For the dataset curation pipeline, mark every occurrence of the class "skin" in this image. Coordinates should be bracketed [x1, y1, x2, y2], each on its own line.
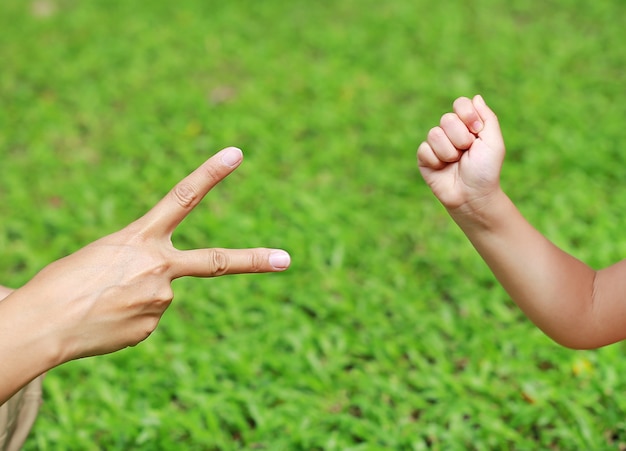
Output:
[418, 95, 626, 350]
[0, 147, 291, 404]
[0, 286, 11, 300]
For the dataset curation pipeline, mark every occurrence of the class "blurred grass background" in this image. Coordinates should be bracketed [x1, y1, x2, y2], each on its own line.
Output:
[2, 0, 626, 449]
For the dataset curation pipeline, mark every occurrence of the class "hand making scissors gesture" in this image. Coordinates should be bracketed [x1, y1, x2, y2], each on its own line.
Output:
[0, 147, 290, 403]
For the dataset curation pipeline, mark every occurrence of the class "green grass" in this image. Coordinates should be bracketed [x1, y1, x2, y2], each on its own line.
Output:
[2, 0, 626, 449]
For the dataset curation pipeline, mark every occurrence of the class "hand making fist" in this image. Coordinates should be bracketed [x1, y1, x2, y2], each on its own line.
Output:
[417, 95, 506, 215]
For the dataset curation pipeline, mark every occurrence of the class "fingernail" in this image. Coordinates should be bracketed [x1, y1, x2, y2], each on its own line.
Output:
[269, 250, 291, 270]
[471, 121, 484, 134]
[221, 147, 243, 167]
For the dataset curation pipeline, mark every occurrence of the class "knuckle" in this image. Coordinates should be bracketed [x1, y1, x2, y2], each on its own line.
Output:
[439, 113, 457, 128]
[141, 317, 161, 341]
[148, 259, 172, 277]
[452, 96, 471, 111]
[128, 317, 161, 347]
[427, 126, 444, 143]
[154, 285, 174, 305]
[418, 144, 443, 169]
[208, 250, 229, 276]
[200, 163, 223, 183]
[416, 142, 429, 160]
[171, 182, 198, 209]
[249, 251, 265, 273]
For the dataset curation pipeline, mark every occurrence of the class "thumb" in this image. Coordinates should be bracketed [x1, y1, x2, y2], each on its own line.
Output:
[464, 124, 505, 187]
[472, 95, 505, 154]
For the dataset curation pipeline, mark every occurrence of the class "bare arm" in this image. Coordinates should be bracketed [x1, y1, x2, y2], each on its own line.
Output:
[0, 285, 12, 299]
[0, 147, 291, 404]
[417, 96, 626, 349]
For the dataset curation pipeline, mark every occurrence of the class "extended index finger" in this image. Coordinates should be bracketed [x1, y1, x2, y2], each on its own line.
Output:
[140, 147, 243, 237]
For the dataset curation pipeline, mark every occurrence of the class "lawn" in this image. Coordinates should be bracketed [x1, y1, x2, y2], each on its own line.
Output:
[2, 0, 626, 449]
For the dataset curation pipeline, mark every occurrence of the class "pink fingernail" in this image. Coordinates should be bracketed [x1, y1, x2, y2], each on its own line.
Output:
[472, 121, 484, 133]
[221, 147, 243, 167]
[269, 250, 291, 270]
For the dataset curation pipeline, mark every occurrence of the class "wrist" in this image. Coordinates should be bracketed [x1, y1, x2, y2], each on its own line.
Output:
[447, 187, 510, 232]
[0, 288, 66, 373]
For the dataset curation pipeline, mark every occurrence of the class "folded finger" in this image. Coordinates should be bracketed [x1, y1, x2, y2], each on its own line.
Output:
[171, 248, 291, 279]
[426, 126, 464, 163]
[439, 113, 475, 151]
[417, 141, 446, 170]
[453, 96, 483, 134]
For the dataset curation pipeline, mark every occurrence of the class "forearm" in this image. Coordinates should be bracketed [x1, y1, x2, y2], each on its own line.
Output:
[418, 96, 626, 348]
[0, 285, 13, 299]
[0, 289, 60, 404]
[450, 189, 612, 349]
